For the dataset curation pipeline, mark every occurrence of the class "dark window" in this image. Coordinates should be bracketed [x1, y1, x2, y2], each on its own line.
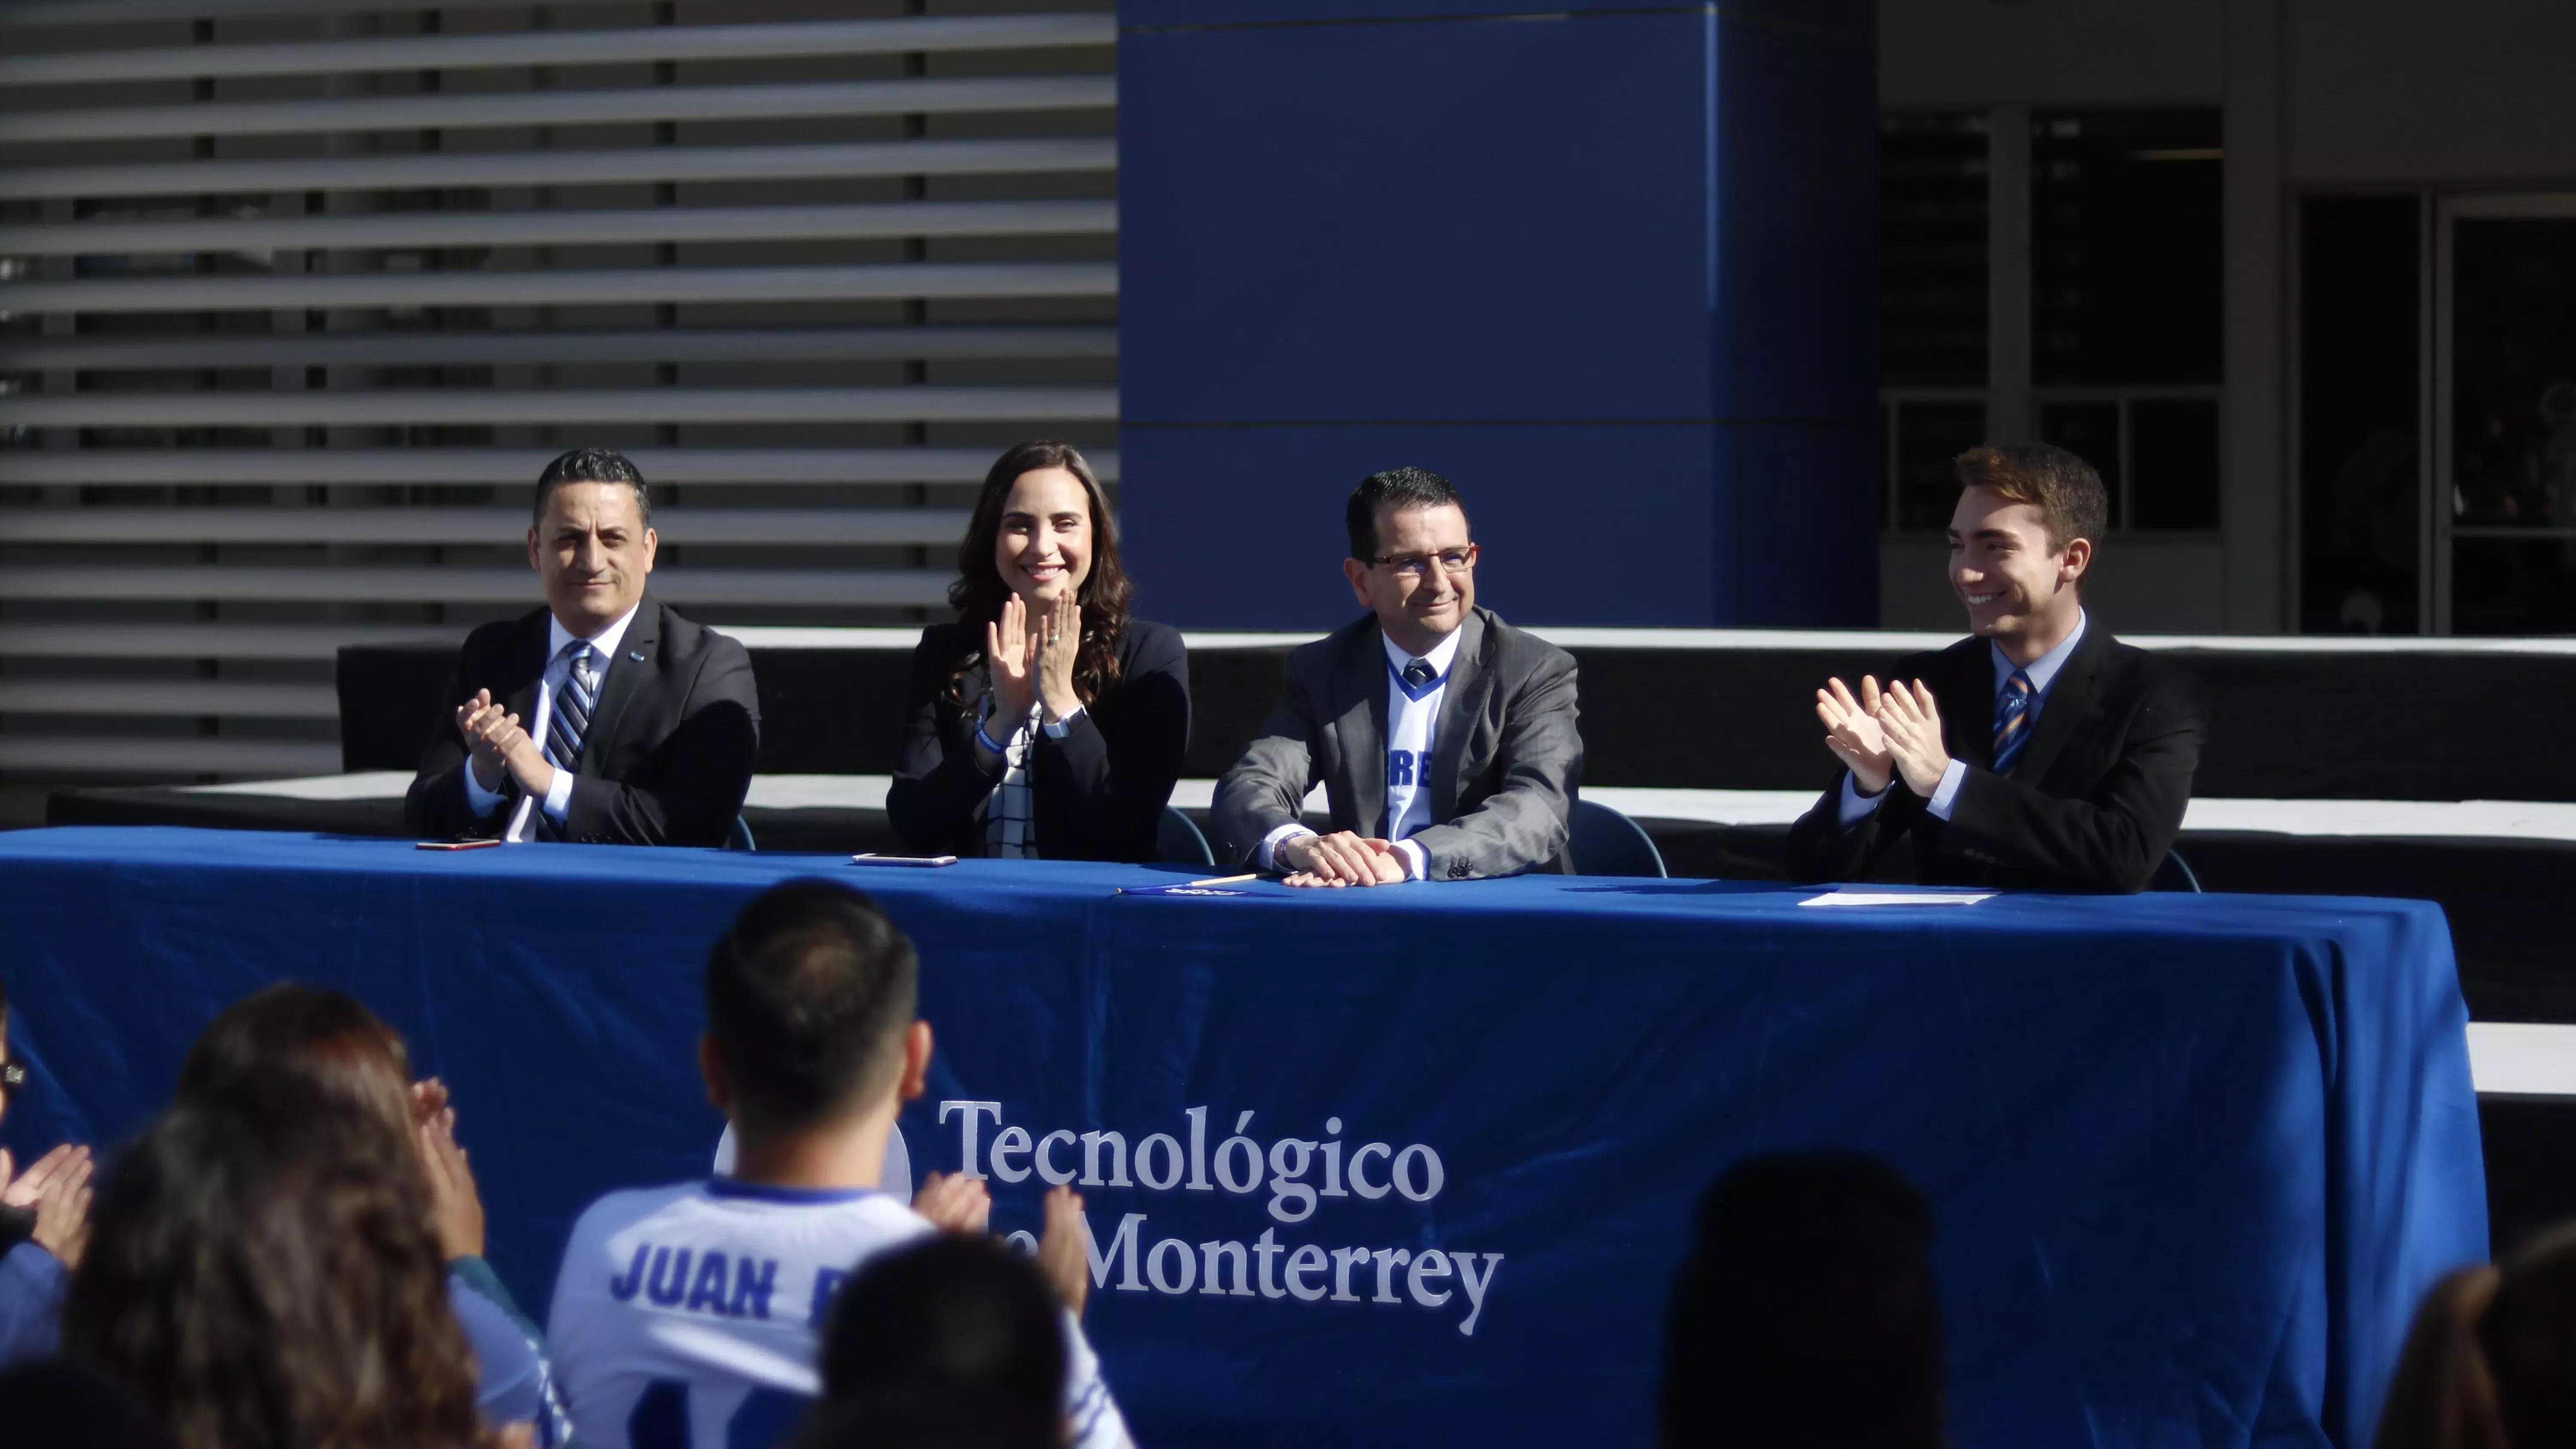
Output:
[1880, 113, 1989, 388]
[2032, 110, 2222, 386]
[2297, 195, 2419, 634]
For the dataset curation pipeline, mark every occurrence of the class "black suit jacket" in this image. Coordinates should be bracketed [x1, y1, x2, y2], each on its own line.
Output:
[1785, 623, 2205, 893]
[1209, 608, 1582, 879]
[403, 597, 759, 847]
[886, 617, 1190, 864]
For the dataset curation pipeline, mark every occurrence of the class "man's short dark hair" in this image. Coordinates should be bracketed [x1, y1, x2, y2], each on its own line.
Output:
[818, 1234, 1066, 1440]
[705, 880, 918, 1131]
[1662, 1152, 1944, 1449]
[1955, 442, 2106, 556]
[1346, 466, 1468, 560]
[535, 447, 650, 526]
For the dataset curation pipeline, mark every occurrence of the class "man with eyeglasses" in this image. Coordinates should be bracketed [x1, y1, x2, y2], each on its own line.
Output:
[1212, 466, 1581, 885]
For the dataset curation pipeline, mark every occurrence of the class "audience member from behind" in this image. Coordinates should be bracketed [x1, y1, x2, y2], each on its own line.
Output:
[888, 441, 1189, 863]
[0, 973, 93, 1366]
[546, 879, 1129, 1449]
[2376, 1226, 2576, 1449]
[62, 1102, 495, 1449]
[172, 984, 562, 1440]
[1786, 442, 2205, 892]
[1664, 1152, 1944, 1449]
[791, 1234, 1067, 1449]
[404, 446, 759, 846]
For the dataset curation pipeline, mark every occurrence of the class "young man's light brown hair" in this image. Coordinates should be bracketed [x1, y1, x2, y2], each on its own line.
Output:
[1954, 443, 2109, 559]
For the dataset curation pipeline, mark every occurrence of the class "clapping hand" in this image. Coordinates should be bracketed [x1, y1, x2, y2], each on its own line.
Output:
[1816, 676, 1896, 795]
[985, 595, 1043, 729]
[912, 1171, 992, 1236]
[1874, 678, 1952, 796]
[1034, 592, 1082, 724]
[1278, 831, 1408, 888]
[454, 690, 551, 797]
[1037, 1184, 1091, 1317]
[2, 1143, 93, 1268]
[413, 1083, 486, 1261]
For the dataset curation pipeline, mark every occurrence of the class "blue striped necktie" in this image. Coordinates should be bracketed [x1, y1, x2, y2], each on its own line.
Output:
[545, 641, 598, 776]
[1992, 669, 2035, 776]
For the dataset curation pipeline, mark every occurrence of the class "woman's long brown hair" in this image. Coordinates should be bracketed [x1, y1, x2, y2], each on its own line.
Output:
[943, 441, 1133, 717]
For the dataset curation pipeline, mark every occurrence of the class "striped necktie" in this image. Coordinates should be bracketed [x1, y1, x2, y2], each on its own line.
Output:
[545, 641, 598, 776]
[1992, 668, 2035, 777]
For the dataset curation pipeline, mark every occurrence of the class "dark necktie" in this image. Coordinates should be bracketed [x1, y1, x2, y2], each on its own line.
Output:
[545, 641, 598, 775]
[1402, 658, 1436, 692]
[1992, 669, 2035, 776]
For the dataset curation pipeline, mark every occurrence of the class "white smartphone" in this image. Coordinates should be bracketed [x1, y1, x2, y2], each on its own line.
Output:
[850, 853, 959, 868]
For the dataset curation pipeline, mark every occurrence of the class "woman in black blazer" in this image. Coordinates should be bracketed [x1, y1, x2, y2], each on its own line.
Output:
[888, 440, 1189, 863]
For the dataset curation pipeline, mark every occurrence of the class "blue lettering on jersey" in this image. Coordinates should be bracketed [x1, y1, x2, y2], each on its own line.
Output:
[729, 1256, 779, 1321]
[686, 1251, 732, 1315]
[646, 1246, 693, 1307]
[1387, 750, 1416, 788]
[609, 1242, 651, 1301]
[808, 1267, 850, 1328]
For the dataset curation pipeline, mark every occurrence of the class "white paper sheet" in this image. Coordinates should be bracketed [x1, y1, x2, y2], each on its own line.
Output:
[1798, 890, 1996, 908]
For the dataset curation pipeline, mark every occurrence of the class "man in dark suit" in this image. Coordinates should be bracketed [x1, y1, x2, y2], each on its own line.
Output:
[404, 448, 758, 847]
[1786, 443, 2204, 893]
[1212, 467, 1581, 884]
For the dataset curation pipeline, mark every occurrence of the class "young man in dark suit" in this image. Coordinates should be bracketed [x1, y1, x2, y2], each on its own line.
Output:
[404, 448, 759, 848]
[1786, 443, 2204, 893]
[1211, 467, 1581, 885]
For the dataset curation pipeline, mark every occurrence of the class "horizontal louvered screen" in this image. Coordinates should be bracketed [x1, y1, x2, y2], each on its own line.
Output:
[0, 1, 1117, 791]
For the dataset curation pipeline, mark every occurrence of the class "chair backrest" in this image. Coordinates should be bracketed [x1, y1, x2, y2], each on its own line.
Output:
[1567, 799, 1667, 879]
[1156, 806, 1216, 869]
[2149, 847, 2201, 893]
[725, 815, 756, 852]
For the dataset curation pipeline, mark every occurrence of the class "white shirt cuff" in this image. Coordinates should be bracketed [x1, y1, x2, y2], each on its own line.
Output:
[1258, 823, 1315, 872]
[542, 767, 575, 822]
[1391, 838, 1427, 881]
[1041, 703, 1086, 739]
[1925, 758, 1968, 821]
[1837, 774, 1887, 826]
[462, 764, 507, 818]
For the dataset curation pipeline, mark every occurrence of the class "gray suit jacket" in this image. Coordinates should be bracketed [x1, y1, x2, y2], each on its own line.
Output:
[1210, 607, 1581, 880]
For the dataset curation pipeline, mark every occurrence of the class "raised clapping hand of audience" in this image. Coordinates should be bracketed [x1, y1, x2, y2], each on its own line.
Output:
[1, 1142, 94, 1269]
[1818, 675, 1952, 798]
[912, 1171, 992, 1236]
[411, 1078, 486, 1261]
[1278, 830, 1408, 888]
[1037, 1182, 1090, 1317]
[455, 688, 553, 798]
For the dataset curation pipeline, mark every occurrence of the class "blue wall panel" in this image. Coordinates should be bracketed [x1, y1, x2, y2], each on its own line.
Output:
[1120, 4, 1875, 628]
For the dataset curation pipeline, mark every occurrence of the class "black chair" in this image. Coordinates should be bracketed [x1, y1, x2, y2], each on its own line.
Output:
[1568, 799, 1667, 879]
[1157, 806, 1216, 869]
[2149, 847, 2201, 893]
[725, 815, 757, 852]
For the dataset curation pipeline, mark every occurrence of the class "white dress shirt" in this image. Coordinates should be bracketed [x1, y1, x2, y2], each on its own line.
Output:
[463, 603, 641, 841]
[1260, 625, 1464, 881]
[1841, 609, 2088, 826]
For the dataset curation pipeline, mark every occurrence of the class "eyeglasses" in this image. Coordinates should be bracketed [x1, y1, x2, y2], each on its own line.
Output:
[0, 1061, 26, 1100]
[1371, 544, 1478, 580]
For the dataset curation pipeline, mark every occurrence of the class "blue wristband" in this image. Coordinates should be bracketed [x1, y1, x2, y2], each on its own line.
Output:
[975, 721, 1008, 755]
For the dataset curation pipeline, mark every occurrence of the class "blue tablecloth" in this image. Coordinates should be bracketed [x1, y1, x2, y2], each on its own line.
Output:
[0, 827, 2483, 1448]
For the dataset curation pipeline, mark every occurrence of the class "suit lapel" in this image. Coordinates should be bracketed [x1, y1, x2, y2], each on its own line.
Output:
[502, 609, 550, 726]
[1428, 610, 1493, 825]
[1936, 638, 1998, 773]
[2000, 622, 2107, 786]
[1324, 618, 1387, 835]
[580, 597, 662, 776]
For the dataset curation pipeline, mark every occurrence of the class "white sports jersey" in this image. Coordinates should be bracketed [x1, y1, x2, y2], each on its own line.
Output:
[547, 1179, 1132, 1449]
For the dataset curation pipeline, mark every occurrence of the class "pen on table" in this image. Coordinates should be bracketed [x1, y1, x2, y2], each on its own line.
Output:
[1187, 873, 1257, 886]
